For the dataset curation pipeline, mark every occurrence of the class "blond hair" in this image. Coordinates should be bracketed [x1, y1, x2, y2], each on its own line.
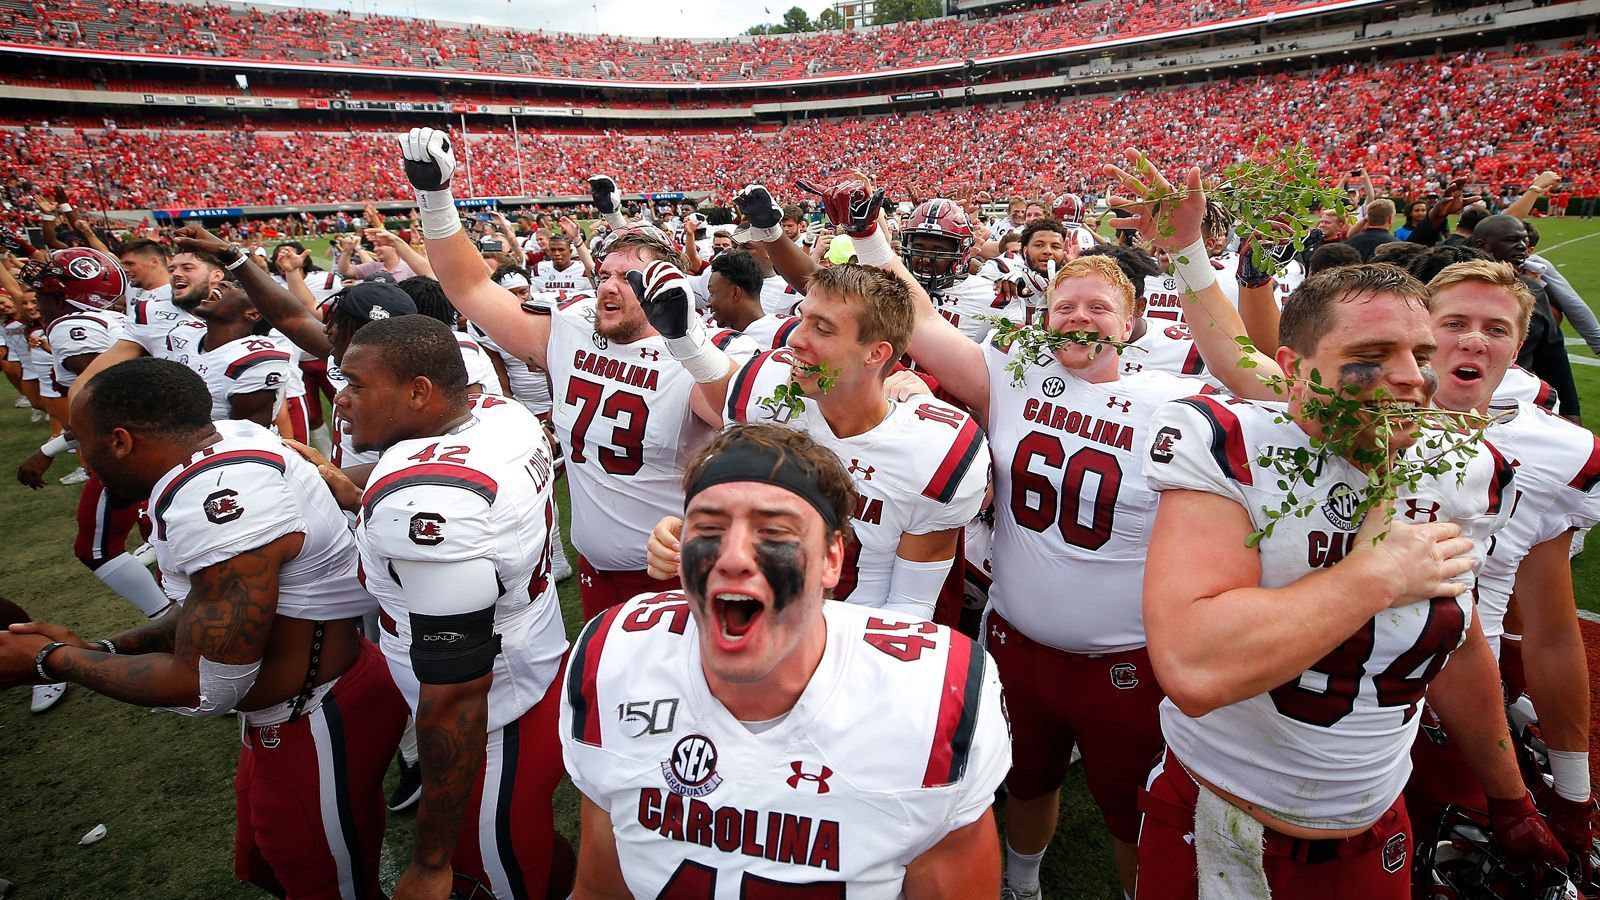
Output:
[1427, 260, 1536, 342]
[1050, 255, 1137, 315]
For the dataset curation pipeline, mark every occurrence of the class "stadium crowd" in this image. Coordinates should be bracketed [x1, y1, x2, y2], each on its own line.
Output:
[1, 40, 1594, 216]
[8, 0, 1337, 82]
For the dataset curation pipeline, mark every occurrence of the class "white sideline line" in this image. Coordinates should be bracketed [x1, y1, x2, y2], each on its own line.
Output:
[1570, 355, 1600, 368]
[1540, 232, 1600, 255]
[1579, 609, 1600, 625]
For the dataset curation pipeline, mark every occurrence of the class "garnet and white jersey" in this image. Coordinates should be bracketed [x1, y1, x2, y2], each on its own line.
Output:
[726, 349, 989, 609]
[1143, 273, 1187, 323]
[454, 331, 505, 396]
[183, 332, 293, 422]
[1492, 365, 1560, 414]
[268, 332, 306, 401]
[468, 321, 552, 416]
[532, 259, 589, 294]
[760, 275, 803, 317]
[547, 292, 757, 570]
[124, 284, 196, 359]
[561, 595, 1009, 898]
[1121, 319, 1214, 386]
[1142, 395, 1513, 830]
[147, 419, 372, 619]
[325, 356, 379, 469]
[932, 259, 1024, 343]
[1476, 399, 1600, 654]
[984, 336, 1201, 653]
[734, 313, 800, 350]
[357, 393, 568, 729]
[46, 310, 124, 391]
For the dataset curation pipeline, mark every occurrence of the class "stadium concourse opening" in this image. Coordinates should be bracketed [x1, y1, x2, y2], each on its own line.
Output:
[1, 0, 1599, 897]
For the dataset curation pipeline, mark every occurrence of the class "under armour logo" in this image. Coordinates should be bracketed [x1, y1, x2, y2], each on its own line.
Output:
[639, 348, 661, 361]
[847, 459, 875, 480]
[989, 625, 1007, 645]
[1106, 396, 1132, 413]
[786, 761, 832, 793]
[1403, 499, 1441, 523]
[1122, 362, 1144, 373]
[580, 573, 593, 588]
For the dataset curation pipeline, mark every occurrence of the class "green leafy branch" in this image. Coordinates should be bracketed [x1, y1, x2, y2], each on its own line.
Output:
[760, 362, 839, 421]
[1242, 362, 1499, 548]
[981, 316, 1144, 387]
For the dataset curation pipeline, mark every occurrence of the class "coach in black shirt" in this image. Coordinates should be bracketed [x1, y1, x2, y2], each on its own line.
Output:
[1345, 199, 1398, 260]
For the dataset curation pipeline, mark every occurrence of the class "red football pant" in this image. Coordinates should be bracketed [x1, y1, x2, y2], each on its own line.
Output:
[451, 661, 568, 899]
[1137, 751, 1414, 900]
[235, 640, 408, 899]
[577, 555, 679, 620]
[73, 472, 143, 566]
[301, 358, 336, 405]
[283, 395, 311, 444]
[983, 611, 1164, 842]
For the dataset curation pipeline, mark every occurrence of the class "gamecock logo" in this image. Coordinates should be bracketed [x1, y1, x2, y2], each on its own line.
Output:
[408, 512, 446, 545]
[204, 489, 243, 524]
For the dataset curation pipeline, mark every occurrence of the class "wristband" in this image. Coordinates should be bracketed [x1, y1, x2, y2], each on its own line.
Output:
[57, 203, 71, 214]
[94, 639, 118, 654]
[1550, 750, 1591, 803]
[415, 189, 462, 241]
[602, 211, 627, 230]
[222, 247, 250, 271]
[850, 228, 897, 267]
[1170, 238, 1218, 293]
[39, 433, 74, 458]
[35, 641, 67, 681]
[664, 321, 732, 384]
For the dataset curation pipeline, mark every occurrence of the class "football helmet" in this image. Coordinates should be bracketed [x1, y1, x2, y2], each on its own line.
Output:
[900, 199, 976, 292]
[23, 247, 127, 311]
[1420, 805, 1581, 900]
[1053, 192, 1086, 227]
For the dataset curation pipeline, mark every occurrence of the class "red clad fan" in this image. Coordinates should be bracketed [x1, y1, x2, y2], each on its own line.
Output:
[396, 127, 757, 617]
[13, 250, 171, 714]
[0, 358, 408, 900]
[1109, 152, 1566, 899]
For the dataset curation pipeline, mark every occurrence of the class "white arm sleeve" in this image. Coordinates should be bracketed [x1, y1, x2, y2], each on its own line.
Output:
[390, 557, 501, 617]
[882, 556, 953, 621]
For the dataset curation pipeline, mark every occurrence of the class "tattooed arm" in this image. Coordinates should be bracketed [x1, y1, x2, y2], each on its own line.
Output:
[107, 603, 181, 654]
[20, 535, 295, 707]
[394, 674, 491, 900]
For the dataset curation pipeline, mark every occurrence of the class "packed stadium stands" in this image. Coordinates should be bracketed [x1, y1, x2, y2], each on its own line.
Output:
[4, 0, 1352, 83]
[1, 39, 1594, 211]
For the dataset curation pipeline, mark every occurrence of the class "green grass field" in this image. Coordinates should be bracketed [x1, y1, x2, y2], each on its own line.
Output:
[0, 219, 1597, 898]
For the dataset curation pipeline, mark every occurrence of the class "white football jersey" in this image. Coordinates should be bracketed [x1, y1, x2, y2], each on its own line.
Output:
[1142, 273, 1187, 324]
[735, 313, 800, 350]
[561, 595, 1009, 898]
[469, 321, 552, 416]
[454, 331, 505, 395]
[932, 261, 1024, 343]
[46, 310, 124, 391]
[760, 275, 803, 317]
[357, 394, 568, 730]
[269, 332, 307, 401]
[533, 259, 590, 294]
[181, 331, 293, 422]
[984, 336, 1201, 652]
[124, 284, 196, 360]
[1121, 319, 1214, 385]
[1492, 365, 1560, 414]
[147, 419, 372, 619]
[1142, 395, 1512, 830]
[275, 270, 344, 306]
[726, 350, 989, 609]
[1476, 399, 1600, 654]
[548, 293, 757, 570]
[325, 356, 377, 470]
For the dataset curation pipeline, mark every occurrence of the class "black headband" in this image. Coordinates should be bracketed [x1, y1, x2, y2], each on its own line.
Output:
[685, 441, 840, 530]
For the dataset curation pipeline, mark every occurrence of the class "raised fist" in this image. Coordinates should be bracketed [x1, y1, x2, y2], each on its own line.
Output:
[625, 259, 694, 341]
[0, 227, 37, 258]
[795, 174, 886, 239]
[588, 175, 621, 216]
[731, 184, 784, 243]
[397, 127, 456, 192]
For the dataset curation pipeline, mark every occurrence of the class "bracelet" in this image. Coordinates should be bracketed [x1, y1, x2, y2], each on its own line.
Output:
[94, 639, 118, 654]
[35, 641, 67, 681]
[222, 247, 250, 270]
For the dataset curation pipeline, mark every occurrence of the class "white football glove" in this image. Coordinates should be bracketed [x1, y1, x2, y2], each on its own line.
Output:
[397, 127, 461, 239]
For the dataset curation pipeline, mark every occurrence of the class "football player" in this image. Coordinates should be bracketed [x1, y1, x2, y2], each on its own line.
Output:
[560, 424, 1009, 896]
[531, 233, 591, 293]
[0, 358, 408, 899]
[1108, 151, 1565, 898]
[703, 249, 799, 350]
[174, 274, 291, 427]
[635, 254, 988, 621]
[888, 179, 1208, 896]
[322, 315, 573, 900]
[397, 127, 757, 617]
[900, 199, 1034, 342]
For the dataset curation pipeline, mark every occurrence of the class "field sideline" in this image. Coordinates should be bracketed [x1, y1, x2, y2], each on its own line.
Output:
[0, 218, 1597, 897]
